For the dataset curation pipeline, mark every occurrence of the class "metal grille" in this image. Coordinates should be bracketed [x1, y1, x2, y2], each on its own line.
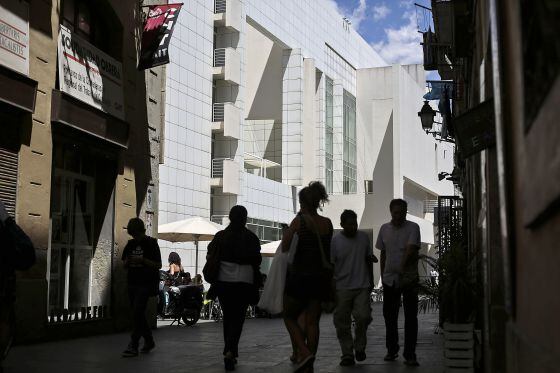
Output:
[0, 148, 18, 217]
[213, 103, 225, 122]
[214, 48, 226, 67]
[214, 0, 226, 13]
[436, 196, 465, 255]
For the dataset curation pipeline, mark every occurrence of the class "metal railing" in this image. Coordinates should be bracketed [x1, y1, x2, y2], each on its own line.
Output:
[213, 48, 226, 67]
[211, 158, 232, 178]
[212, 103, 225, 122]
[214, 0, 226, 14]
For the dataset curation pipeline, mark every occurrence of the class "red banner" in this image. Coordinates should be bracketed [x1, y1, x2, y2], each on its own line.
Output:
[138, 3, 182, 70]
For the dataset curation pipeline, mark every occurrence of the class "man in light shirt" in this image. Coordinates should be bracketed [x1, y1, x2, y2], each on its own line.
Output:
[331, 210, 378, 366]
[376, 199, 421, 367]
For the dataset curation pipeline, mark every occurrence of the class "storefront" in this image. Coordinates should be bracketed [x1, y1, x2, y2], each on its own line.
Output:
[46, 1, 128, 325]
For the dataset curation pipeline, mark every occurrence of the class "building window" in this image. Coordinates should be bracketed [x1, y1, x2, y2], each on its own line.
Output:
[60, 0, 121, 59]
[247, 217, 283, 243]
[325, 76, 334, 194]
[343, 90, 356, 194]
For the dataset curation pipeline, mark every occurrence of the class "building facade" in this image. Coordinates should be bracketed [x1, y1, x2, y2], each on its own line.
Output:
[0, 0, 164, 342]
[425, 0, 560, 371]
[159, 0, 454, 280]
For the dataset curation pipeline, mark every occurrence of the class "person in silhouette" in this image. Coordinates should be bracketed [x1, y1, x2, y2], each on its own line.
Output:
[0, 201, 35, 371]
[282, 182, 333, 373]
[121, 218, 162, 357]
[206, 205, 262, 371]
[376, 199, 421, 367]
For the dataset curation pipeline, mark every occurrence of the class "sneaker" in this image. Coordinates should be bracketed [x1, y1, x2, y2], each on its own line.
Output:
[404, 357, 420, 366]
[339, 356, 355, 366]
[384, 352, 398, 361]
[355, 350, 366, 362]
[140, 339, 155, 353]
[122, 346, 138, 357]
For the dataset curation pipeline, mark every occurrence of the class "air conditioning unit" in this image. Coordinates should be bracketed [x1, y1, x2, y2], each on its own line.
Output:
[364, 180, 373, 194]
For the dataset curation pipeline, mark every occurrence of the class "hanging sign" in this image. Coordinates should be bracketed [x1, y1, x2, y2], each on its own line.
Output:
[57, 25, 124, 120]
[454, 99, 496, 158]
[138, 3, 183, 70]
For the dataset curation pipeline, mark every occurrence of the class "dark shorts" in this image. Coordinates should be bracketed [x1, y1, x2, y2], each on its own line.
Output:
[285, 270, 332, 302]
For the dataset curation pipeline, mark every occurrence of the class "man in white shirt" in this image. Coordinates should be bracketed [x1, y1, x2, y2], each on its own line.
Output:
[375, 199, 421, 367]
[331, 210, 377, 366]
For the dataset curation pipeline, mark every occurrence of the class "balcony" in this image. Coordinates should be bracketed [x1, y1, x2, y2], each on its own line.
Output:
[213, 48, 240, 85]
[213, 0, 241, 32]
[210, 158, 240, 195]
[212, 102, 240, 139]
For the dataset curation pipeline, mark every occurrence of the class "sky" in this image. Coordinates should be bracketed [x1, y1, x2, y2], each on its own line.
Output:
[331, 0, 437, 78]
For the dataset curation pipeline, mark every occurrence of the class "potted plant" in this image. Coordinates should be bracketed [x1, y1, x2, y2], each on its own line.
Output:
[438, 241, 476, 372]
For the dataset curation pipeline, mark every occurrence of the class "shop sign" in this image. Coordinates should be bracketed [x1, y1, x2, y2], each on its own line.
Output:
[454, 99, 496, 158]
[57, 25, 124, 120]
[0, 1, 29, 75]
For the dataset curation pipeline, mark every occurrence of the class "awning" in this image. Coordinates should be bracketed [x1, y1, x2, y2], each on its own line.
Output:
[0, 65, 37, 113]
[243, 153, 281, 169]
[51, 90, 129, 149]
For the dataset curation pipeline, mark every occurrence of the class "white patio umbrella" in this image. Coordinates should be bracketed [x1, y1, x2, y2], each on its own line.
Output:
[158, 217, 224, 275]
[260, 240, 282, 257]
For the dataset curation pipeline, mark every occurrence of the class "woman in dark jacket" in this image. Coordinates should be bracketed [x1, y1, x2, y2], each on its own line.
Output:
[206, 205, 262, 371]
[282, 182, 333, 373]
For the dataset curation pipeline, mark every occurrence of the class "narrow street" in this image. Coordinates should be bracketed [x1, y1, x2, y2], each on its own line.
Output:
[5, 304, 444, 373]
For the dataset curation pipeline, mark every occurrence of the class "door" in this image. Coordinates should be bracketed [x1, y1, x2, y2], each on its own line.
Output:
[49, 170, 94, 314]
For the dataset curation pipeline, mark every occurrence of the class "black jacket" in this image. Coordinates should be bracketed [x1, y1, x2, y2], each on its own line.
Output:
[0, 218, 35, 300]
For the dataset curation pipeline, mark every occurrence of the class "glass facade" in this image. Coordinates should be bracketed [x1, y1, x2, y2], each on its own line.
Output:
[325, 76, 334, 194]
[247, 217, 283, 243]
[343, 90, 357, 194]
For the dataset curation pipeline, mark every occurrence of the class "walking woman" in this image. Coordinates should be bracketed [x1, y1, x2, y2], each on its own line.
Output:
[282, 182, 333, 372]
[205, 206, 262, 371]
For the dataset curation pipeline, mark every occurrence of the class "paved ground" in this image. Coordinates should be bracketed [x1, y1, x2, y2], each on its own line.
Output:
[4, 304, 444, 373]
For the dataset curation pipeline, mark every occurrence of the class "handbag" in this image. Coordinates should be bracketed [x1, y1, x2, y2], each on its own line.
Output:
[202, 233, 223, 284]
[286, 232, 299, 266]
[257, 243, 289, 314]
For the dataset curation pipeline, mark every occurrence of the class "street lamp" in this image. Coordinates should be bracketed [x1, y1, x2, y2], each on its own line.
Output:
[418, 100, 436, 131]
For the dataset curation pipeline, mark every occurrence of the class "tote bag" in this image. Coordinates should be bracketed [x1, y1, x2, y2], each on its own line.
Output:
[257, 243, 289, 314]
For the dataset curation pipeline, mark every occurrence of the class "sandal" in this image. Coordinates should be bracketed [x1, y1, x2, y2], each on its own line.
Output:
[294, 354, 315, 372]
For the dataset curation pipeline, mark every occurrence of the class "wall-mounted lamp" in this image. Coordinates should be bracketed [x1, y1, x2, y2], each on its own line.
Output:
[418, 100, 436, 131]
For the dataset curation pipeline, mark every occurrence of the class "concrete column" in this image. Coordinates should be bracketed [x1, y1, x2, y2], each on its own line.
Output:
[332, 80, 344, 194]
[302, 58, 316, 185]
[281, 48, 303, 186]
[315, 71, 325, 182]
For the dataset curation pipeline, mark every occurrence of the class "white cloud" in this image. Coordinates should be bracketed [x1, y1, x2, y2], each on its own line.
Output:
[349, 0, 368, 29]
[372, 4, 391, 21]
[371, 11, 423, 65]
[399, 0, 414, 9]
[326, 0, 368, 30]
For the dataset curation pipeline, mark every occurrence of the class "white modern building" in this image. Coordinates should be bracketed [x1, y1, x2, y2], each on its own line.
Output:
[158, 0, 454, 281]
